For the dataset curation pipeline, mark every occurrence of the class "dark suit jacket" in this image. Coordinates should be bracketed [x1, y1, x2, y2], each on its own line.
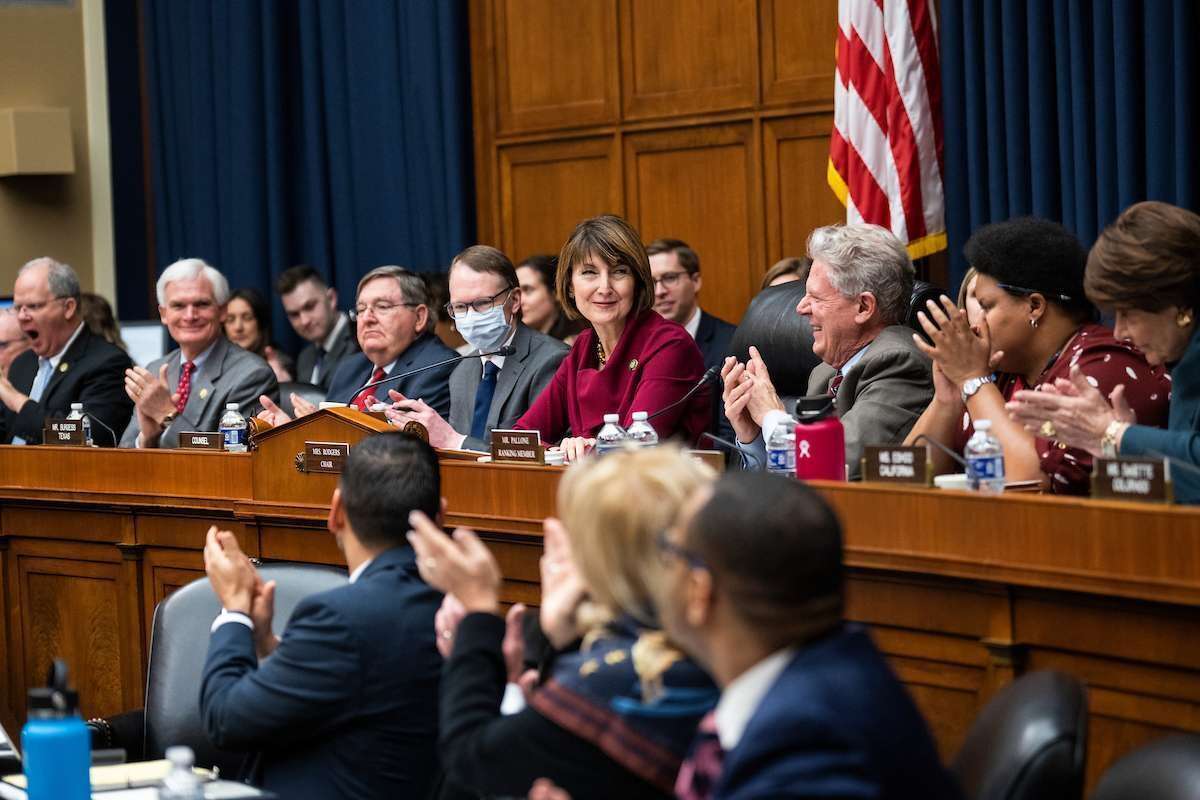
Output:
[326, 332, 458, 418]
[715, 626, 962, 800]
[295, 314, 357, 391]
[119, 336, 279, 448]
[200, 546, 443, 800]
[449, 323, 568, 451]
[695, 310, 736, 441]
[1, 326, 133, 447]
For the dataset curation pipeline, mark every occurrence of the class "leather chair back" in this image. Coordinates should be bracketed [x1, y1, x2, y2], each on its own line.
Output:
[1090, 735, 1200, 800]
[277, 381, 327, 416]
[908, 279, 946, 344]
[143, 562, 347, 775]
[951, 670, 1088, 800]
[729, 281, 821, 406]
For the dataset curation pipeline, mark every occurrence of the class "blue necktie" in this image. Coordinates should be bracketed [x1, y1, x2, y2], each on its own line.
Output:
[470, 361, 500, 441]
[12, 359, 53, 446]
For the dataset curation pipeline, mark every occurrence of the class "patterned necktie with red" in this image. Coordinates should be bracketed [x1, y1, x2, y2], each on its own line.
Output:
[675, 711, 723, 800]
[175, 361, 196, 413]
[829, 371, 844, 398]
[351, 366, 387, 411]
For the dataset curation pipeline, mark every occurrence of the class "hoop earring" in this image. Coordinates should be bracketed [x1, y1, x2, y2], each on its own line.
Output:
[1029, 318, 1038, 329]
[1177, 311, 1193, 328]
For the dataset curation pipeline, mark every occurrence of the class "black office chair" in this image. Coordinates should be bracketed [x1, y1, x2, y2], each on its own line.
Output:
[1090, 734, 1200, 800]
[908, 279, 947, 344]
[101, 563, 347, 776]
[728, 280, 821, 411]
[277, 381, 326, 416]
[951, 670, 1088, 800]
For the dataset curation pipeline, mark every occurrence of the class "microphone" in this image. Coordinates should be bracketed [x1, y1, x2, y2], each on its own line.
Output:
[911, 434, 969, 470]
[77, 410, 118, 447]
[1144, 450, 1200, 479]
[646, 366, 719, 422]
[700, 431, 763, 470]
[353, 345, 516, 399]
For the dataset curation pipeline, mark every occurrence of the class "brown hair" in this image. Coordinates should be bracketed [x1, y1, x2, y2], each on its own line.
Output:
[760, 256, 811, 290]
[644, 238, 700, 276]
[276, 264, 328, 296]
[1086, 201, 1200, 313]
[450, 244, 519, 289]
[555, 215, 655, 321]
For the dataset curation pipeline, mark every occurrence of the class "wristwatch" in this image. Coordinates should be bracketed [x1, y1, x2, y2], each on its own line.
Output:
[960, 374, 996, 406]
[1100, 420, 1129, 458]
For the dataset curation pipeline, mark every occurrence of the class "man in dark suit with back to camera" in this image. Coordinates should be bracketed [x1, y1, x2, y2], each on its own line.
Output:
[200, 431, 444, 800]
[277, 264, 356, 391]
[384, 245, 568, 450]
[658, 472, 962, 800]
[0, 257, 133, 446]
[120, 258, 278, 448]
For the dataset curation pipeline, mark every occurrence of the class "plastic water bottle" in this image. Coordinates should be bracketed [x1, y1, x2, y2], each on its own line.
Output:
[594, 414, 628, 455]
[66, 402, 93, 446]
[766, 417, 797, 477]
[22, 661, 90, 800]
[625, 411, 659, 448]
[219, 403, 248, 452]
[159, 746, 203, 800]
[965, 418, 1006, 493]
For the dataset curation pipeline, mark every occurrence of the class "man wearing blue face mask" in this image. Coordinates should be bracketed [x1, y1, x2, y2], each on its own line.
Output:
[385, 246, 568, 451]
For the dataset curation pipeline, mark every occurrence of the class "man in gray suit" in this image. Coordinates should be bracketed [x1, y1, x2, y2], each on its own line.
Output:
[724, 224, 932, 477]
[121, 258, 278, 448]
[385, 246, 567, 450]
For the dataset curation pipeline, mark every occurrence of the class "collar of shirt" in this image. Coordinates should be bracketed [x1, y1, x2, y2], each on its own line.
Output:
[321, 312, 349, 352]
[713, 647, 795, 751]
[481, 326, 517, 371]
[45, 322, 86, 369]
[683, 306, 702, 340]
[835, 342, 870, 380]
[348, 557, 374, 584]
[187, 338, 220, 375]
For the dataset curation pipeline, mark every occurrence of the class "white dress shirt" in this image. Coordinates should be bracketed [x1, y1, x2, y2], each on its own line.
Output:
[683, 306, 702, 340]
[713, 647, 795, 751]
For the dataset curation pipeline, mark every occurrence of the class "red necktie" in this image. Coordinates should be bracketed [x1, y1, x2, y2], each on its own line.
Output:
[176, 361, 196, 413]
[829, 372, 844, 398]
[675, 711, 724, 800]
[351, 366, 386, 411]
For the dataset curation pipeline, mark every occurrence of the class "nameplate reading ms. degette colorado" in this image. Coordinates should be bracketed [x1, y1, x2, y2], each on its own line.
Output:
[42, 418, 84, 446]
[1091, 457, 1170, 503]
[178, 432, 224, 451]
[490, 430, 544, 465]
[305, 441, 350, 474]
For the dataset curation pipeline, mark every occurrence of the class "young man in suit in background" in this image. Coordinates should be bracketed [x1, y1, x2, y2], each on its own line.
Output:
[385, 246, 568, 451]
[0, 258, 133, 446]
[657, 472, 962, 800]
[121, 258, 278, 448]
[277, 264, 356, 391]
[200, 432, 444, 800]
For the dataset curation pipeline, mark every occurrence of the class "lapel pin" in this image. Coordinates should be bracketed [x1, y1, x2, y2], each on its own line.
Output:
[628, 358, 639, 371]
[199, 388, 209, 400]
[58, 363, 69, 373]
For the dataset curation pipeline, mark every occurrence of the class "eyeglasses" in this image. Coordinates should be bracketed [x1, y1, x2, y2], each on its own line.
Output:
[655, 530, 707, 569]
[349, 301, 418, 322]
[653, 271, 693, 288]
[996, 282, 1073, 304]
[443, 286, 514, 319]
[13, 297, 68, 316]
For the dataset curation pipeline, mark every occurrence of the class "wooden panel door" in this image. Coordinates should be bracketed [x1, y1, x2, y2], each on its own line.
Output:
[494, 0, 619, 133]
[500, 136, 622, 260]
[760, 0, 839, 106]
[623, 123, 761, 323]
[620, 0, 758, 119]
[763, 114, 845, 269]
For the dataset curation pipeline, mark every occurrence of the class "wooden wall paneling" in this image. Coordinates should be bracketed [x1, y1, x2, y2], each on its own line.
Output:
[0, 538, 13, 736]
[623, 123, 762, 323]
[760, 0, 838, 106]
[763, 114, 845, 268]
[499, 136, 622, 259]
[139, 546, 209, 660]
[494, 0, 619, 134]
[469, 0, 499, 243]
[619, 0, 759, 120]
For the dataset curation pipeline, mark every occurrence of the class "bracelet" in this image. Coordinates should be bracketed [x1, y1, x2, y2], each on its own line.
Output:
[87, 717, 114, 748]
[1100, 420, 1129, 458]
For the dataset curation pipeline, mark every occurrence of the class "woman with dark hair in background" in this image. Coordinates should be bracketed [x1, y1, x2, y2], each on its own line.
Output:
[224, 287, 294, 382]
[81, 292, 126, 351]
[905, 216, 1169, 494]
[517, 254, 585, 344]
[759, 256, 811, 290]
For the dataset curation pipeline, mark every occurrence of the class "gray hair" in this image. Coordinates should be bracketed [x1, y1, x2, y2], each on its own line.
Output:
[19, 257, 81, 302]
[156, 258, 230, 306]
[806, 224, 914, 325]
[356, 266, 431, 332]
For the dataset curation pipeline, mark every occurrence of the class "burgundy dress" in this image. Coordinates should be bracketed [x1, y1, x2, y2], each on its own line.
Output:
[953, 323, 1171, 494]
[515, 308, 709, 444]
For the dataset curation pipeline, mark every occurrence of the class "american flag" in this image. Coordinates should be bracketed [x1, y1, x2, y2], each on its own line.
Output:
[828, 0, 946, 258]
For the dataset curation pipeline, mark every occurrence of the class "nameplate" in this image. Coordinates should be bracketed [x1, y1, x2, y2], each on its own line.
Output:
[1091, 457, 1171, 503]
[861, 445, 931, 485]
[490, 430, 544, 465]
[43, 418, 84, 447]
[304, 441, 350, 474]
[178, 432, 224, 451]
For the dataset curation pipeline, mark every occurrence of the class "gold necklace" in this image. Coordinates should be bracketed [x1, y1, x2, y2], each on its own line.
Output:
[596, 339, 607, 369]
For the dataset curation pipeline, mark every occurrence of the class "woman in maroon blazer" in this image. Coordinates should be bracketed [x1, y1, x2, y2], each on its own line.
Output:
[516, 215, 708, 461]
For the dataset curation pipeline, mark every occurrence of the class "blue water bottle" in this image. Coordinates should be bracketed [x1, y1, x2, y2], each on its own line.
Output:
[22, 660, 90, 800]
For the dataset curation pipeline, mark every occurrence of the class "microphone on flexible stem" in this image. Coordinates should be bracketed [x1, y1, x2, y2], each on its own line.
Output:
[911, 434, 969, 470]
[699, 431, 763, 470]
[76, 411, 118, 447]
[646, 366, 720, 423]
[353, 345, 517, 400]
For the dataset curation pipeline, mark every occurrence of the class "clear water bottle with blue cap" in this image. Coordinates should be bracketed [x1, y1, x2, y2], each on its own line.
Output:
[965, 418, 1005, 493]
[219, 403, 248, 452]
[66, 403, 93, 446]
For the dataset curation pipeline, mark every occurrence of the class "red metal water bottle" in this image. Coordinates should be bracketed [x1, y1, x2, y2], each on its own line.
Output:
[793, 397, 846, 481]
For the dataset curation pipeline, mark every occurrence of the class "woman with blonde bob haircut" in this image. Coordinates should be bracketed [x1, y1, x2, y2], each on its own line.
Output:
[407, 447, 719, 800]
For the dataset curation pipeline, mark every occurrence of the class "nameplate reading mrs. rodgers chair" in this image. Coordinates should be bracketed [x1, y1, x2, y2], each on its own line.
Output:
[178, 432, 224, 451]
[300, 441, 350, 474]
[861, 445, 932, 486]
[42, 418, 84, 446]
[490, 430, 544, 465]
[1092, 457, 1171, 503]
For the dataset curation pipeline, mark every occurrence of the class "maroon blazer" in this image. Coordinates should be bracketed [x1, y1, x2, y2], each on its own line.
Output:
[515, 308, 709, 444]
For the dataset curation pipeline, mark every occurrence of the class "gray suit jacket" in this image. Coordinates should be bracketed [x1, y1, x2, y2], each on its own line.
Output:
[120, 336, 280, 448]
[806, 325, 932, 477]
[449, 323, 568, 451]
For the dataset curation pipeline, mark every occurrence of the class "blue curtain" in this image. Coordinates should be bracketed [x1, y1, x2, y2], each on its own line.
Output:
[940, 0, 1198, 289]
[142, 0, 474, 348]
